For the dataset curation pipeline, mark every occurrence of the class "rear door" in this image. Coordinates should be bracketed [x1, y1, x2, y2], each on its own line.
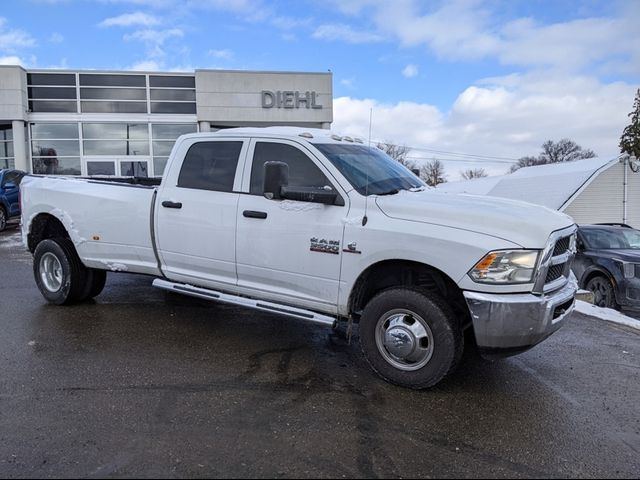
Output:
[235, 139, 349, 313]
[156, 137, 249, 290]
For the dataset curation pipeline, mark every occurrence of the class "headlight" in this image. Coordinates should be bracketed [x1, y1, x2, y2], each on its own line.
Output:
[469, 250, 540, 284]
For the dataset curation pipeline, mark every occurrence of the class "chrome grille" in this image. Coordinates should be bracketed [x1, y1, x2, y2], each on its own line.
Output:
[553, 236, 571, 256]
[546, 264, 566, 283]
[533, 227, 577, 294]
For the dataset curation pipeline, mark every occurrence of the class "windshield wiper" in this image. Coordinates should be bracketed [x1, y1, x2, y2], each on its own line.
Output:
[377, 189, 400, 196]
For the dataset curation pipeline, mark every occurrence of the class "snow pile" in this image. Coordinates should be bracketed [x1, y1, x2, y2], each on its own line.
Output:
[575, 300, 640, 331]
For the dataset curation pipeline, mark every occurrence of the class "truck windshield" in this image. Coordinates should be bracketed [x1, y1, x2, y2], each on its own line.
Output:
[314, 143, 425, 196]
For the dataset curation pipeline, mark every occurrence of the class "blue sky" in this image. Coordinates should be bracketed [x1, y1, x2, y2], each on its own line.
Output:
[1, 0, 639, 178]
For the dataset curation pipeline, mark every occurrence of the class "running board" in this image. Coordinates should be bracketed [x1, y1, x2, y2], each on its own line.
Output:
[152, 279, 336, 328]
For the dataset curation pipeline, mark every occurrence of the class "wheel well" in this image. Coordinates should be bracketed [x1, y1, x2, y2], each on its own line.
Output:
[582, 269, 614, 289]
[27, 213, 70, 253]
[348, 260, 470, 325]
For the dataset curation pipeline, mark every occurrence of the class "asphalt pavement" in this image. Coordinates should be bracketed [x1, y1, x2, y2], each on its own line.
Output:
[1, 224, 639, 479]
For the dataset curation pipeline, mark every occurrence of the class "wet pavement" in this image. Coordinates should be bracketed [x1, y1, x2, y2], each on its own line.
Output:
[1, 225, 639, 478]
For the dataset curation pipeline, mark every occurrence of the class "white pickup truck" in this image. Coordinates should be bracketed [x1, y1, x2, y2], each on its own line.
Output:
[21, 127, 578, 389]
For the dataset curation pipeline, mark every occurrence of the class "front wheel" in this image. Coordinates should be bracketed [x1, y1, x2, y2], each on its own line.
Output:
[359, 288, 463, 389]
[586, 275, 617, 309]
[0, 207, 6, 232]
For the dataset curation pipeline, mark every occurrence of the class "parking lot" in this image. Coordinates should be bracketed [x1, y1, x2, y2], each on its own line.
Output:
[1, 224, 639, 478]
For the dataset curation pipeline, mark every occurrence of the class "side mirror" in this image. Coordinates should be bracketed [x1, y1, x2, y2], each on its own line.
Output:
[263, 161, 289, 200]
[3, 181, 17, 190]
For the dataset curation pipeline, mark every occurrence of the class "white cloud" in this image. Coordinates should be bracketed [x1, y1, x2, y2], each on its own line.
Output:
[48, 32, 64, 43]
[99, 11, 161, 28]
[312, 24, 384, 44]
[340, 77, 356, 89]
[402, 64, 418, 78]
[0, 55, 25, 66]
[208, 49, 233, 60]
[0, 17, 36, 52]
[324, 0, 640, 74]
[128, 59, 161, 71]
[333, 73, 637, 177]
[124, 28, 184, 58]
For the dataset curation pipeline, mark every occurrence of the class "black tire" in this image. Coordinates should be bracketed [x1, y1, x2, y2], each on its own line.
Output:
[0, 206, 6, 232]
[586, 275, 617, 309]
[33, 238, 88, 305]
[359, 287, 463, 389]
[80, 269, 108, 301]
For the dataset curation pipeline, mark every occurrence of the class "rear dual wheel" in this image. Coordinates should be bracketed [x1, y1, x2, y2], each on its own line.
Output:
[33, 238, 107, 305]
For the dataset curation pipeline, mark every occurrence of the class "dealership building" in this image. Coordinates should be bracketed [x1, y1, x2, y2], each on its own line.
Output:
[0, 66, 333, 177]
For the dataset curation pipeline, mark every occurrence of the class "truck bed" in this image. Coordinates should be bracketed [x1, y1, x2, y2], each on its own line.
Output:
[21, 175, 161, 276]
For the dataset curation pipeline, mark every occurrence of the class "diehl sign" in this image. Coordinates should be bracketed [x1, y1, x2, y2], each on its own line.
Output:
[261, 90, 323, 109]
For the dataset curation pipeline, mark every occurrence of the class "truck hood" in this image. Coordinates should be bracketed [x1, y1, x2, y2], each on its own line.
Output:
[375, 190, 574, 248]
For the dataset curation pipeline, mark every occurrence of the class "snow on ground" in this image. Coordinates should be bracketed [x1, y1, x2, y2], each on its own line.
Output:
[0, 228, 24, 249]
[575, 300, 640, 331]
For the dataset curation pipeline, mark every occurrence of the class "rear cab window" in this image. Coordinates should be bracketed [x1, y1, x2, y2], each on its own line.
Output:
[177, 141, 244, 192]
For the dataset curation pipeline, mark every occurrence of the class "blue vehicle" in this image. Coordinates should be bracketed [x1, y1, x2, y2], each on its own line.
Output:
[0, 169, 26, 231]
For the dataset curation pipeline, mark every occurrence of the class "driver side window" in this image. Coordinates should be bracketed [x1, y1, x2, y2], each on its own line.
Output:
[249, 142, 332, 195]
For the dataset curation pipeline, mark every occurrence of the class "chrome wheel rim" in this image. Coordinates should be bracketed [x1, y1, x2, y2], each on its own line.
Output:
[40, 252, 64, 292]
[375, 309, 435, 371]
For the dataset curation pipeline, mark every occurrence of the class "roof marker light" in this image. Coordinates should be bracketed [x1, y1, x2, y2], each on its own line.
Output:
[331, 134, 343, 141]
[354, 138, 364, 144]
[298, 132, 314, 139]
[343, 136, 354, 142]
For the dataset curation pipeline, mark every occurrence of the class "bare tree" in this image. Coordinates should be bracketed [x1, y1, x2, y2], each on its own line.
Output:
[509, 139, 596, 173]
[460, 168, 488, 180]
[620, 88, 640, 159]
[376, 141, 415, 169]
[421, 159, 447, 187]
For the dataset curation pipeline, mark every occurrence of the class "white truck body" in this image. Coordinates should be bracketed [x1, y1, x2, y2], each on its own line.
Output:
[21, 127, 578, 387]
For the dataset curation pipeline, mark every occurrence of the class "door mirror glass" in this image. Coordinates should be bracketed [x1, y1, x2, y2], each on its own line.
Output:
[263, 161, 289, 200]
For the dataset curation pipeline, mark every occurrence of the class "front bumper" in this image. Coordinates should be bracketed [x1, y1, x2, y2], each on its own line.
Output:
[463, 273, 578, 356]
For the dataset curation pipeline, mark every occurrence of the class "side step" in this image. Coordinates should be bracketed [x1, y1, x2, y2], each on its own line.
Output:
[152, 279, 337, 328]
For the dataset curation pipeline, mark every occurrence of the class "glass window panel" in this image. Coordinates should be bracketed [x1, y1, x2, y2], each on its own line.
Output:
[80, 87, 147, 100]
[27, 73, 76, 86]
[87, 161, 116, 176]
[1, 142, 14, 158]
[151, 102, 196, 114]
[149, 76, 195, 88]
[177, 141, 243, 192]
[32, 140, 80, 157]
[83, 140, 149, 156]
[31, 123, 79, 139]
[120, 161, 149, 177]
[29, 100, 78, 113]
[152, 141, 175, 156]
[79, 74, 146, 87]
[0, 127, 12, 141]
[1, 159, 15, 170]
[82, 123, 149, 140]
[153, 157, 169, 177]
[28, 87, 77, 99]
[81, 101, 148, 114]
[152, 124, 197, 139]
[32, 157, 81, 176]
[150, 89, 196, 101]
[250, 142, 331, 195]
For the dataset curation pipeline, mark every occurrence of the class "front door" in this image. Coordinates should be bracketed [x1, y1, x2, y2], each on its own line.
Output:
[236, 139, 349, 313]
[156, 138, 248, 290]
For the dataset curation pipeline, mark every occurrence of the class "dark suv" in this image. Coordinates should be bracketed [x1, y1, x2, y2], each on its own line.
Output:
[0, 169, 26, 231]
[572, 224, 640, 309]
